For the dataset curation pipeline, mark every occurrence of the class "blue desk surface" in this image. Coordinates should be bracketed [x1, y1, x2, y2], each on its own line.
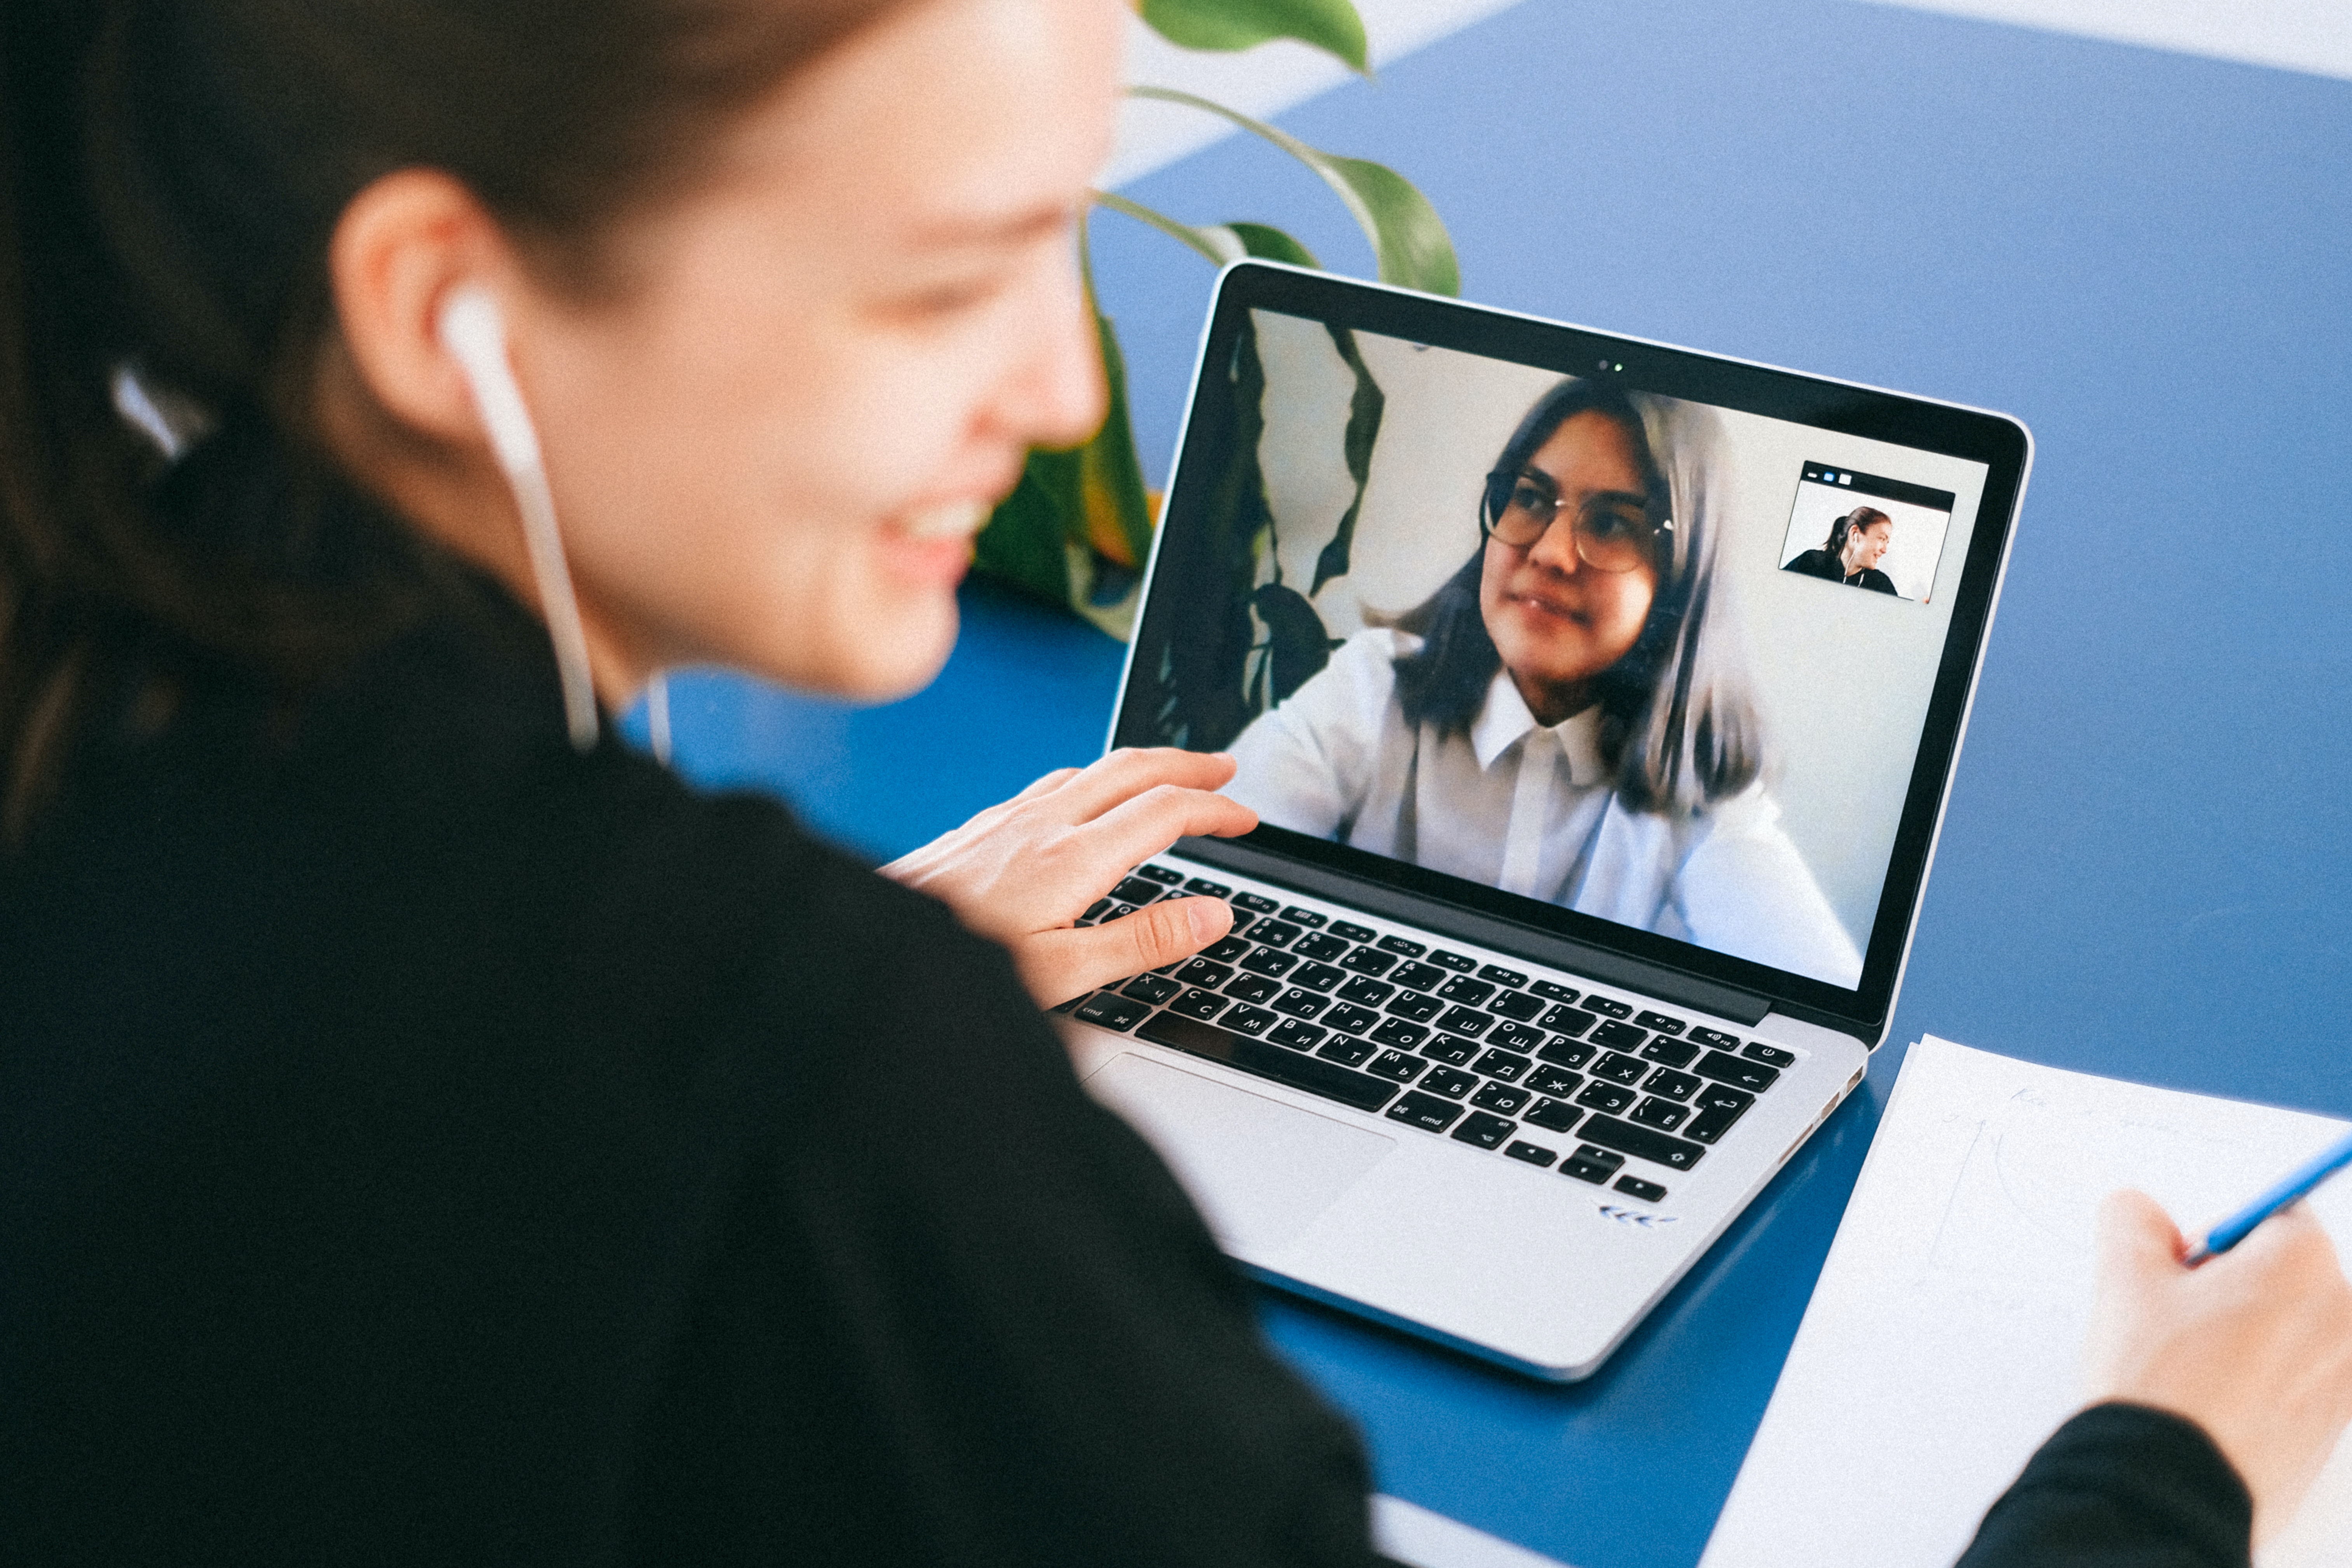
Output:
[636, 3, 2352, 1563]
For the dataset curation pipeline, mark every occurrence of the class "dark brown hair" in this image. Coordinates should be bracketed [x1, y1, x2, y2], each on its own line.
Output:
[0, 0, 902, 839]
[1821, 504, 1892, 558]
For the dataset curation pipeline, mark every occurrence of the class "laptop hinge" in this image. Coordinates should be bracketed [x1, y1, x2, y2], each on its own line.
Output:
[1171, 836, 1772, 1027]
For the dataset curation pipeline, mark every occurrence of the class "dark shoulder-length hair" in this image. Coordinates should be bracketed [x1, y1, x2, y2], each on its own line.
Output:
[1391, 376, 1763, 816]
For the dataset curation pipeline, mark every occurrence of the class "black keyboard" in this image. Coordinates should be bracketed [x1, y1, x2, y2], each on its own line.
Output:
[1060, 863, 1806, 1206]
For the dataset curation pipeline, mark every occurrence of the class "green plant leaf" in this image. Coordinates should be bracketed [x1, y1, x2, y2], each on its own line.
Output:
[1217, 221, 1319, 268]
[1249, 582, 1337, 703]
[973, 445, 1080, 609]
[1311, 324, 1382, 595]
[1139, 0, 1367, 72]
[1127, 86, 1459, 297]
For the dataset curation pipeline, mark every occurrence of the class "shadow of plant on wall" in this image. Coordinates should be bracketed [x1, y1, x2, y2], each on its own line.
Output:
[970, 0, 1460, 714]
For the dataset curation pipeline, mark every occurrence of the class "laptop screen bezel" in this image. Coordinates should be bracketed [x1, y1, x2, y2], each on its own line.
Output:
[1111, 262, 2029, 1043]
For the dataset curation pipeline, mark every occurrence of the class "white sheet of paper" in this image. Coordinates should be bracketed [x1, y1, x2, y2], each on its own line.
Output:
[1699, 1034, 2352, 1568]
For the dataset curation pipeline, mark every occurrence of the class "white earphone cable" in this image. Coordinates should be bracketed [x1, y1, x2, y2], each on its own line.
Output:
[437, 284, 601, 752]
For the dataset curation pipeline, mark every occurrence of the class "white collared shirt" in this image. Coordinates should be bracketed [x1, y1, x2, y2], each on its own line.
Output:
[1224, 629, 1864, 987]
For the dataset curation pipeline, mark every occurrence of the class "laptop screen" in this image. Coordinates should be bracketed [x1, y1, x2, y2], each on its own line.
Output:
[1116, 265, 2026, 1033]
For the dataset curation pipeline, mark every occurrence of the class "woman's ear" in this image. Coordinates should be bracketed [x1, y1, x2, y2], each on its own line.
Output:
[326, 168, 515, 448]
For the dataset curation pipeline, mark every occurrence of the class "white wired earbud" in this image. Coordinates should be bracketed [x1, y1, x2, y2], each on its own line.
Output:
[436, 283, 601, 752]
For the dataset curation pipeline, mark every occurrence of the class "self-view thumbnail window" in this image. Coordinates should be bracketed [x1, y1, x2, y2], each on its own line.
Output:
[1778, 462, 1955, 603]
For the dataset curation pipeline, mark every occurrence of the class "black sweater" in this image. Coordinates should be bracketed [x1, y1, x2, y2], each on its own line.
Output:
[0, 562, 2250, 1564]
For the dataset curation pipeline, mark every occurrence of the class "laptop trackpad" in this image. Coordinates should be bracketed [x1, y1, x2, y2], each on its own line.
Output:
[1087, 1053, 1395, 1256]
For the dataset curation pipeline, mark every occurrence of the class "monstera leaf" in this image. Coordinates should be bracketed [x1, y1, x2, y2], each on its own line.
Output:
[1248, 582, 1338, 706]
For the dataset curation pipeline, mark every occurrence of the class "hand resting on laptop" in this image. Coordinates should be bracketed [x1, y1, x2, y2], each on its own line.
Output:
[882, 747, 1257, 1008]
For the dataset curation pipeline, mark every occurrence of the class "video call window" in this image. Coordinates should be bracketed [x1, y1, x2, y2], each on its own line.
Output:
[1777, 462, 1958, 603]
[1129, 308, 1990, 992]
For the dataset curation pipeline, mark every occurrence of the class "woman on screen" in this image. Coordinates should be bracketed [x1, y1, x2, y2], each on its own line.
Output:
[1227, 378, 1864, 986]
[1783, 504, 1900, 594]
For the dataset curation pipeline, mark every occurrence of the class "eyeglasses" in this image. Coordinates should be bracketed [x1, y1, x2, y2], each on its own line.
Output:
[1480, 469, 1668, 574]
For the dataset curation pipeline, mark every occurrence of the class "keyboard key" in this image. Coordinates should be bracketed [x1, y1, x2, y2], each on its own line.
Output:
[1530, 980, 1580, 1003]
[1540, 1005, 1598, 1036]
[1435, 1005, 1494, 1038]
[1428, 949, 1477, 972]
[1182, 877, 1232, 898]
[1223, 1006, 1278, 1036]
[1168, 989, 1229, 1021]
[1386, 1091, 1462, 1134]
[1176, 957, 1233, 987]
[1249, 919, 1303, 948]
[1634, 1010, 1686, 1034]
[1524, 1098, 1582, 1134]
[1638, 1037, 1700, 1068]
[1631, 1096, 1690, 1132]
[1137, 1011, 1397, 1113]
[1684, 1085, 1755, 1144]
[1281, 906, 1327, 927]
[1337, 976, 1395, 1006]
[1272, 989, 1329, 1019]
[1080, 898, 1111, 924]
[1742, 1042, 1798, 1069]
[1474, 964, 1526, 987]
[1472, 1081, 1532, 1115]
[1293, 962, 1347, 993]
[1577, 1114, 1706, 1171]
[1487, 1020, 1545, 1053]
[1106, 903, 1139, 921]
[1583, 996, 1633, 1019]
[1239, 948, 1300, 978]
[1504, 1141, 1557, 1168]
[1472, 1048, 1532, 1083]
[1561, 1147, 1622, 1184]
[1643, 1068, 1702, 1101]
[1527, 1065, 1583, 1098]
[1111, 876, 1165, 907]
[1339, 947, 1397, 977]
[1693, 1049, 1780, 1094]
[1316, 1034, 1376, 1066]
[1437, 976, 1495, 1006]
[1689, 1026, 1740, 1050]
[1613, 1175, 1668, 1202]
[1223, 916, 1258, 942]
[1485, 991, 1546, 1022]
[1384, 992, 1444, 1022]
[1593, 1052, 1647, 1084]
[1537, 1038, 1597, 1070]
[1136, 863, 1185, 885]
[1419, 1034, 1481, 1067]
[1329, 921, 1376, 942]
[1422, 1066, 1478, 1100]
[1390, 961, 1446, 992]
[1377, 935, 1428, 957]
[1367, 1050, 1427, 1083]
[1074, 993, 1149, 1030]
[1202, 936, 1252, 963]
[1451, 1111, 1516, 1149]
[1369, 1018, 1429, 1050]
[1232, 891, 1280, 914]
[1221, 973, 1281, 1004]
[1119, 974, 1181, 1005]
[1323, 1004, 1379, 1035]
[1293, 932, 1350, 962]
[1576, 1082, 1635, 1114]
[1591, 1020, 1647, 1050]
[1268, 1019, 1326, 1052]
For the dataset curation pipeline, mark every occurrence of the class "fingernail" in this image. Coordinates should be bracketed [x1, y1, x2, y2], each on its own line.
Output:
[1187, 896, 1227, 940]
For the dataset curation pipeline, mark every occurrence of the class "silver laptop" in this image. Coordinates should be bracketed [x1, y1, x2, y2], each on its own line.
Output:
[1057, 262, 2030, 1380]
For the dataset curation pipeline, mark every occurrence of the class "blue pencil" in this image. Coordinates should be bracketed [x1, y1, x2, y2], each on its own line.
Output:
[2183, 1127, 2352, 1266]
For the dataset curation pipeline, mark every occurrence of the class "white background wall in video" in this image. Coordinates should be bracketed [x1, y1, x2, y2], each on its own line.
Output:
[1778, 479, 1953, 603]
